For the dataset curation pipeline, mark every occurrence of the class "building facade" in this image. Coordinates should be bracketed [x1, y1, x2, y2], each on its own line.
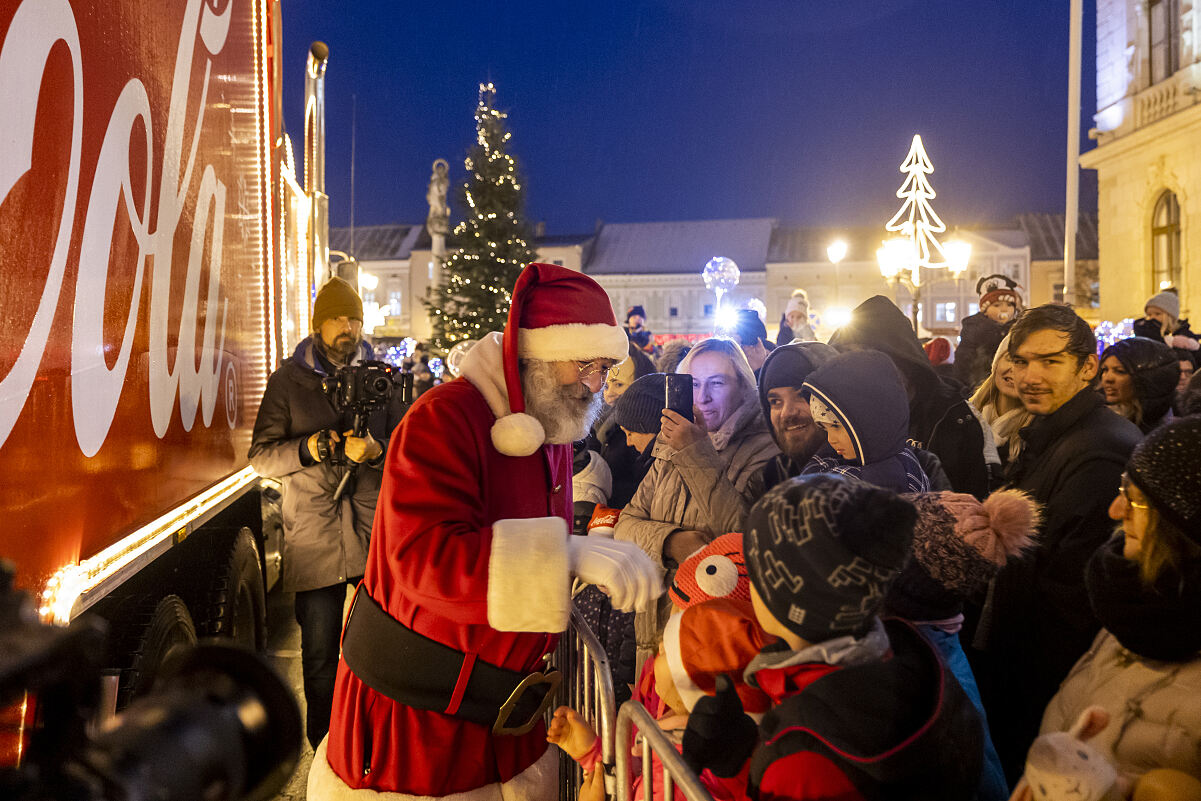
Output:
[1083, 0, 1201, 322]
[332, 219, 1032, 345]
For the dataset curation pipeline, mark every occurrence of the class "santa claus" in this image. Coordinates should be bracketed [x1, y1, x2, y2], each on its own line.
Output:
[309, 263, 663, 800]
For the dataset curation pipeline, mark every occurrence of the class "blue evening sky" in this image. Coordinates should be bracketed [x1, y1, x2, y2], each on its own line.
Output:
[282, 0, 1097, 236]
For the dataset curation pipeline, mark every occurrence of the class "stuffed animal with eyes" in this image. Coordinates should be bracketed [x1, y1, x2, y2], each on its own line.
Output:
[667, 532, 749, 609]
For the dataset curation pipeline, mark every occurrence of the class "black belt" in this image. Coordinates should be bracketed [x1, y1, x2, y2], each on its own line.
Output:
[340, 586, 562, 735]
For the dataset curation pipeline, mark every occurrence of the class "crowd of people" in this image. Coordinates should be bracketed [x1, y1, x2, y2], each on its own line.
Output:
[251, 264, 1201, 801]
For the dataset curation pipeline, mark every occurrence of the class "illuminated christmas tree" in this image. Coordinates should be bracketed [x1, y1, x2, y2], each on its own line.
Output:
[425, 83, 537, 349]
[885, 134, 950, 268]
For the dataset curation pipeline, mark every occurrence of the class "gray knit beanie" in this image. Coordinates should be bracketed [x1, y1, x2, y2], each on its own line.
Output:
[1146, 290, 1181, 321]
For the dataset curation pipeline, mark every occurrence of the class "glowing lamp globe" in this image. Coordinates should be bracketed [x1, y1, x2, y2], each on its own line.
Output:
[702, 257, 740, 296]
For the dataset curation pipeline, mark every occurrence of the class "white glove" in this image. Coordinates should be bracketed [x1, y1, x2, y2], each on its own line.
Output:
[567, 537, 663, 613]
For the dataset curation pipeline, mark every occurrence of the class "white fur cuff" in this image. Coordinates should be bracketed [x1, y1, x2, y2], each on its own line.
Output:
[488, 516, 570, 632]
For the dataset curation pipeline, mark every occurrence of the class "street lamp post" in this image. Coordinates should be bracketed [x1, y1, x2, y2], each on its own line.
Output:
[876, 237, 971, 333]
[827, 240, 847, 306]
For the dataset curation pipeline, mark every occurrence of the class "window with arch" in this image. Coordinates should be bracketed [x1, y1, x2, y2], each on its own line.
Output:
[1151, 190, 1181, 291]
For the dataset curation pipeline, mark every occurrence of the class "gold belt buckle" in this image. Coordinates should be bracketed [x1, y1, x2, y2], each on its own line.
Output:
[492, 669, 562, 736]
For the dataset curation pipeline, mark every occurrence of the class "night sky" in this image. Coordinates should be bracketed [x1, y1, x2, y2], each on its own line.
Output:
[282, 0, 1098, 237]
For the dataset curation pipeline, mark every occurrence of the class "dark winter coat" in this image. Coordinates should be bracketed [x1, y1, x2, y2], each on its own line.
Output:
[975, 389, 1141, 782]
[248, 337, 405, 592]
[800, 350, 929, 494]
[954, 313, 1011, 393]
[1133, 315, 1201, 346]
[748, 619, 983, 801]
[828, 296, 990, 498]
[1102, 336, 1181, 432]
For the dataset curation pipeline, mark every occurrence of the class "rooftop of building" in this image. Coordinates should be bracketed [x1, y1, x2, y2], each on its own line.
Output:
[583, 218, 776, 275]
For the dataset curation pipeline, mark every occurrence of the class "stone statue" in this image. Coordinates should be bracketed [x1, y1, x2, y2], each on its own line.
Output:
[426, 158, 450, 237]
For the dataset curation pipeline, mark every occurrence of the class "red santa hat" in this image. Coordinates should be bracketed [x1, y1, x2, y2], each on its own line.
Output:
[492, 263, 630, 456]
[662, 598, 774, 717]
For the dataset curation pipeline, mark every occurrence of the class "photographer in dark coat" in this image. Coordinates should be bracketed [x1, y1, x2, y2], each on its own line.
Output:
[248, 277, 406, 750]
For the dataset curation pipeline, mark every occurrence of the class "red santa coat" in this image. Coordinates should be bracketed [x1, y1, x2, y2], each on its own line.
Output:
[315, 333, 574, 798]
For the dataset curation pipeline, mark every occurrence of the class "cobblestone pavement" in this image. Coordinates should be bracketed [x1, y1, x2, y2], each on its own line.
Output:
[266, 589, 312, 801]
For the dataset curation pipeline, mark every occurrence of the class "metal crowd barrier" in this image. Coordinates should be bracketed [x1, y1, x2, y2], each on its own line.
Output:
[552, 603, 619, 801]
[614, 700, 714, 801]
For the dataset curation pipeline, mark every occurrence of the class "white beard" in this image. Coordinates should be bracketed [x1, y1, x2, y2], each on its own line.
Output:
[521, 360, 604, 444]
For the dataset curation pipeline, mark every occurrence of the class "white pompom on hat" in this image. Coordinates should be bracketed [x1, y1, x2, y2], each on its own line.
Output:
[492, 263, 630, 457]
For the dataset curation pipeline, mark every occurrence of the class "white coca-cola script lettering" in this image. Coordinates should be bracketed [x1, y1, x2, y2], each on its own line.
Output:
[0, 0, 233, 457]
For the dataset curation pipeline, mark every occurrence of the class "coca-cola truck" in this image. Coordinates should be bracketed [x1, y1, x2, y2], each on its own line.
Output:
[0, 0, 327, 719]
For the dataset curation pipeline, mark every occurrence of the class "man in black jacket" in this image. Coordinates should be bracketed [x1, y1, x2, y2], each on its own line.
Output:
[973, 304, 1142, 783]
[248, 277, 406, 749]
[828, 296, 993, 498]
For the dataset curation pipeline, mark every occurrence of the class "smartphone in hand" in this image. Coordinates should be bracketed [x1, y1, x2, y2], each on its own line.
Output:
[664, 373, 694, 422]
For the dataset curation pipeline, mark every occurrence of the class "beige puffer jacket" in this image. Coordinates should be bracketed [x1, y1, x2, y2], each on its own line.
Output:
[614, 383, 778, 668]
[1040, 628, 1201, 783]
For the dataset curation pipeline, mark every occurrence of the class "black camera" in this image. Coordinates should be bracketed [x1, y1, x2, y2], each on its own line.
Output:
[0, 563, 301, 801]
[322, 360, 405, 413]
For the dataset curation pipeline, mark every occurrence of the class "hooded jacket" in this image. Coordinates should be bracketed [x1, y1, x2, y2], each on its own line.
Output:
[800, 350, 929, 494]
[746, 619, 983, 801]
[828, 296, 990, 499]
[1101, 336, 1180, 433]
[756, 341, 839, 490]
[248, 336, 404, 592]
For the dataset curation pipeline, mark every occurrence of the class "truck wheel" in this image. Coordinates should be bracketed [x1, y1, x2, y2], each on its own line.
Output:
[117, 594, 197, 708]
[195, 527, 267, 651]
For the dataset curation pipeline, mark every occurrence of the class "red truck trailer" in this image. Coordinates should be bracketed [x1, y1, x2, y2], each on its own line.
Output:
[0, 0, 324, 723]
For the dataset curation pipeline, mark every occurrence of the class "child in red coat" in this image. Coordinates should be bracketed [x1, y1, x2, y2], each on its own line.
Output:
[684, 473, 985, 801]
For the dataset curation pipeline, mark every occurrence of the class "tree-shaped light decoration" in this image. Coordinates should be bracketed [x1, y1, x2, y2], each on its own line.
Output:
[885, 134, 952, 279]
[424, 83, 537, 350]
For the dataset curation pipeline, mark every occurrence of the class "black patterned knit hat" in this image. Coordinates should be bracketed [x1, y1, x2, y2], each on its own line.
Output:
[1127, 416, 1201, 541]
[743, 473, 916, 642]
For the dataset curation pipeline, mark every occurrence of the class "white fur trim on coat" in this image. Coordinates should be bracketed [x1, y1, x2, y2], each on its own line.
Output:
[516, 323, 630, 363]
[459, 332, 511, 420]
[459, 333, 548, 457]
[488, 516, 570, 632]
[308, 737, 558, 801]
[662, 611, 706, 713]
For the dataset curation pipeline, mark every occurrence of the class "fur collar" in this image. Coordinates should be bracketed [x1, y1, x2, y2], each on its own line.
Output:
[457, 332, 510, 420]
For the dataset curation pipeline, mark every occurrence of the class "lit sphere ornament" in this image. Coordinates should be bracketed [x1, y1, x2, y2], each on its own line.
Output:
[702, 257, 740, 308]
[702, 257, 740, 294]
[445, 339, 477, 378]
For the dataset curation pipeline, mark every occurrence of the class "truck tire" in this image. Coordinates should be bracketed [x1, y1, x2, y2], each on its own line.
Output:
[116, 594, 197, 708]
[194, 527, 267, 651]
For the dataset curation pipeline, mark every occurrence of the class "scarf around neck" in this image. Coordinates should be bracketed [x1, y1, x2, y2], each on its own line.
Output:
[1086, 536, 1201, 662]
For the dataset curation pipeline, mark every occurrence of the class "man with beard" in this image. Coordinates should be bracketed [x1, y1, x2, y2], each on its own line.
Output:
[756, 340, 838, 490]
[312, 263, 662, 801]
[249, 276, 407, 750]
